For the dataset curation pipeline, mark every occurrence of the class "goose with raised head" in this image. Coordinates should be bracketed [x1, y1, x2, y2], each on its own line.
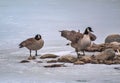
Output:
[60, 27, 96, 58]
[19, 34, 44, 57]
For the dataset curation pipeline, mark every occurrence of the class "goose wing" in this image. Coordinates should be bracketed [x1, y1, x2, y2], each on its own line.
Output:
[19, 38, 35, 48]
[60, 30, 83, 43]
[89, 33, 97, 41]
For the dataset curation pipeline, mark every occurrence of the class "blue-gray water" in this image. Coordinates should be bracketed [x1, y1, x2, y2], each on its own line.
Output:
[0, 0, 120, 83]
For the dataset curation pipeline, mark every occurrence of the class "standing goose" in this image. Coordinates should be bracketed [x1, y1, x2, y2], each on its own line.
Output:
[60, 27, 96, 58]
[19, 34, 44, 57]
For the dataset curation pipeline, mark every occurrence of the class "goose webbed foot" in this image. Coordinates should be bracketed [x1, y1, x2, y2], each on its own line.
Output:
[77, 53, 83, 59]
[28, 56, 36, 60]
[75, 49, 82, 59]
[66, 42, 70, 46]
[35, 50, 38, 56]
[82, 54, 85, 56]
[82, 51, 85, 56]
[77, 53, 80, 59]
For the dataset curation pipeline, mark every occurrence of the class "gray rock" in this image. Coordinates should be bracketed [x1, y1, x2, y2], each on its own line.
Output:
[114, 67, 120, 70]
[74, 60, 85, 65]
[91, 59, 99, 64]
[86, 43, 120, 52]
[95, 48, 115, 60]
[79, 56, 92, 63]
[36, 61, 43, 63]
[40, 54, 59, 59]
[47, 60, 57, 63]
[44, 64, 66, 68]
[104, 60, 114, 65]
[20, 60, 29, 63]
[28, 56, 36, 60]
[57, 55, 77, 63]
[105, 34, 120, 43]
[113, 60, 120, 64]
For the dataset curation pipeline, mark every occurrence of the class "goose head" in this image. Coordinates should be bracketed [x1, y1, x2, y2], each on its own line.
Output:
[84, 27, 93, 34]
[35, 34, 41, 40]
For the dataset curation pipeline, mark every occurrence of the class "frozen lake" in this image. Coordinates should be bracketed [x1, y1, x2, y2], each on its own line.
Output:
[0, 49, 120, 83]
[0, 0, 120, 83]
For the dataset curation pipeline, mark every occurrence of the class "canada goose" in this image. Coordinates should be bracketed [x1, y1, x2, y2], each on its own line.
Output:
[19, 34, 44, 57]
[60, 27, 96, 58]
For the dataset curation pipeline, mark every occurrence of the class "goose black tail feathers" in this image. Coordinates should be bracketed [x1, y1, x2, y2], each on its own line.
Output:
[19, 44, 23, 48]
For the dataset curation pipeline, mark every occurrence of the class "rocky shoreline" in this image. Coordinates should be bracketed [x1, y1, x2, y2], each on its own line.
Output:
[20, 34, 120, 68]
[85, 42, 120, 52]
[20, 48, 120, 68]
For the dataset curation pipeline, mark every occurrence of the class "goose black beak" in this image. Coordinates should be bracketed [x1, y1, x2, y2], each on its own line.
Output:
[91, 30, 93, 32]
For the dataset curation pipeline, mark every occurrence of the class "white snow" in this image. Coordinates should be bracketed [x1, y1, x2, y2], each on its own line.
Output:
[0, 49, 120, 83]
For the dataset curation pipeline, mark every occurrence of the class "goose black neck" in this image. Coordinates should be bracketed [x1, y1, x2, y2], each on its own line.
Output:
[84, 29, 89, 34]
